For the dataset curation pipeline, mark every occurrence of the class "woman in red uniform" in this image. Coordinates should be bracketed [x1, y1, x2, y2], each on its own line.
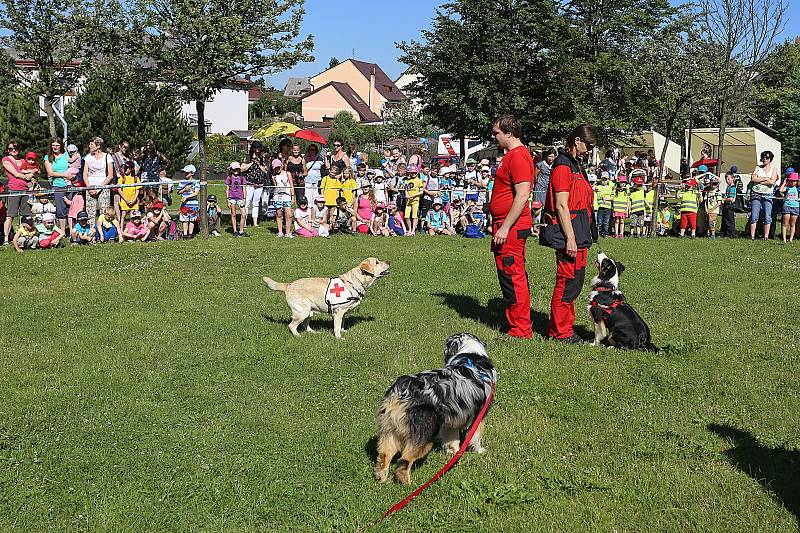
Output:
[541, 125, 598, 343]
[489, 115, 534, 338]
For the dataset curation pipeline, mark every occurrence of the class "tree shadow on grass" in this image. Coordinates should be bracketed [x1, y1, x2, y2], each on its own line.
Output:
[434, 292, 592, 339]
[260, 314, 375, 333]
[708, 423, 800, 524]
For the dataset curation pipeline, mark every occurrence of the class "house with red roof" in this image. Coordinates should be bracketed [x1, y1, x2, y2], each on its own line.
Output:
[301, 59, 406, 124]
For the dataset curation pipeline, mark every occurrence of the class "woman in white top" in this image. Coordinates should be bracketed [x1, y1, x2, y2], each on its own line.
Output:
[271, 158, 294, 238]
[82, 137, 114, 225]
[749, 150, 779, 240]
[304, 144, 324, 205]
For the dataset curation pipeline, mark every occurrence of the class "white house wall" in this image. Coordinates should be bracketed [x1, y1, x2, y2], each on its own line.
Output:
[182, 87, 249, 135]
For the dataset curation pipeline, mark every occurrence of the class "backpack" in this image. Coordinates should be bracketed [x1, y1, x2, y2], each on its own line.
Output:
[464, 223, 484, 238]
[167, 221, 179, 240]
[732, 179, 747, 213]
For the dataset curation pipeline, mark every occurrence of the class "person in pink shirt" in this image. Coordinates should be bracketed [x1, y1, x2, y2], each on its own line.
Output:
[354, 182, 376, 234]
[121, 210, 149, 242]
[64, 190, 85, 233]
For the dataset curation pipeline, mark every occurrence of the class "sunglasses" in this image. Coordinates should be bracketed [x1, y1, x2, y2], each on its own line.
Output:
[333, 143, 342, 147]
[7, 146, 19, 151]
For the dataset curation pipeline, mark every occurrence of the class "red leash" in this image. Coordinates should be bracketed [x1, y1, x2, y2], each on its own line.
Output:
[377, 383, 495, 523]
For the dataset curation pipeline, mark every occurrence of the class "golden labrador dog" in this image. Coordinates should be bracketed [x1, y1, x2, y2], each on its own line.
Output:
[263, 258, 390, 338]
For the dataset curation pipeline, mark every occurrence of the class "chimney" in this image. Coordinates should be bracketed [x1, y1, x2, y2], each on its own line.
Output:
[369, 67, 376, 113]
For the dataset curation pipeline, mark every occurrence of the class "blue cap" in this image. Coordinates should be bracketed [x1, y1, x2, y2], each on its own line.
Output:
[787, 167, 795, 174]
[730, 165, 738, 173]
[698, 165, 708, 172]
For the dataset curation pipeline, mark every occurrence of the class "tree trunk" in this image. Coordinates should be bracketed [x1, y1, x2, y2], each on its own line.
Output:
[716, 103, 727, 176]
[196, 98, 209, 237]
[45, 98, 56, 138]
[459, 135, 466, 162]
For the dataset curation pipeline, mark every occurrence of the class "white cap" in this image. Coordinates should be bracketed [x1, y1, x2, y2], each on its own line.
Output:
[448, 165, 458, 174]
[373, 169, 384, 178]
[439, 167, 450, 176]
[42, 213, 56, 222]
[182, 164, 197, 173]
[228, 162, 241, 170]
[67, 144, 78, 153]
[600, 171, 610, 179]
[481, 166, 491, 172]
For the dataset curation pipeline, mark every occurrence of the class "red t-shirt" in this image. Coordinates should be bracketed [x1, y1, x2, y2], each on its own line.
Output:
[489, 145, 534, 227]
[3, 156, 28, 191]
[546, 156, 594, 215]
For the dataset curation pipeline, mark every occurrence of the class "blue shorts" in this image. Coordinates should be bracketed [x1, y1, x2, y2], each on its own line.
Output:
[97, 225, 118, 241]
[783, 205, 800, 216]
[274, 199, 292, 209]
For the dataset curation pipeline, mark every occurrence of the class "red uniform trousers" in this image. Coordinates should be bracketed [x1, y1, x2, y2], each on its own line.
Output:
[549, 248, 588, 339]
[493, 224, 533, 338]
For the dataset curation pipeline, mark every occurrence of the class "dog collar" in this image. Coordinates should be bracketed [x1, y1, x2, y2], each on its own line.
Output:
[594, 285, 615, 292]
[465, 358, 493, 384]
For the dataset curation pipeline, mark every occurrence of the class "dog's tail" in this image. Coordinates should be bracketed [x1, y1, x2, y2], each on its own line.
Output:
[263, 276, 288, 292]
[644, 342, 662, 353]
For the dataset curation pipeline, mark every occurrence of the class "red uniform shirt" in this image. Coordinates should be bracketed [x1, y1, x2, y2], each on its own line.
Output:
[490, 145, 534, 227]
[545, 152, 594, 215]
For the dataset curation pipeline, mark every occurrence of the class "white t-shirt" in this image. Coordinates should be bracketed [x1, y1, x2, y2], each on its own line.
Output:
[306, 157, 324, 186]
[311, 205, 328, 228]
[86, 153, 109, 186]
[477, 176, 490, 204]
[372, 180, 387, 204]
[294, 207, 311, 231]
[464, 170, 479, 194]
[273, 171, 292, 199]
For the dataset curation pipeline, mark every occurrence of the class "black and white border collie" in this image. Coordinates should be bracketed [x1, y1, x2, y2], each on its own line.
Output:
[587, 252, 656, 350]
[373, 333, 496, 485]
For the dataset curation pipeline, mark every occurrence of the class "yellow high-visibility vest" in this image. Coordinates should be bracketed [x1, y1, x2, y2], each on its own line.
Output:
[644, 189, 655, 214]
[680, 190, 698, 213]
[596, 183, 613, 210]
[613, 190, 629, 212]
[630, 188, 646, 213]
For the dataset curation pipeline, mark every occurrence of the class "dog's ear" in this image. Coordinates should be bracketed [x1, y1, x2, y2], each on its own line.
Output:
[617, 262, 625, 274]
[359, 258, 375, 275]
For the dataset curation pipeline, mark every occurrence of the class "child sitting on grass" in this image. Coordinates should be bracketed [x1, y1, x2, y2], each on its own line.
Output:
[425, 198, 453, 235]
[122, 210, 149, 242]
[387, 203, 406, 236]
[370, 202, 390, 236]
[13, 216, 38, 252]
[464, 198, 485, 238]
[330, 196, 355, 234]
[35, 213, 64, 248]
[311, 195, 330, 238]
[96, 206, 122, 243]
[146, 200, 170, 240]
[70, 211, 95, 244]
[656, 201, 672, 236]
[293, 197, 318, 238]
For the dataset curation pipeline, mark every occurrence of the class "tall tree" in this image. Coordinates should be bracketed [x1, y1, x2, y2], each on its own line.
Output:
[398, 0, 559, 147]
[0, 0, 119, 138]
[0, 88, 51, 154]
[700, 0, 787, 173]
[135, 0, 313, 235]
[67, 65, 193, 172]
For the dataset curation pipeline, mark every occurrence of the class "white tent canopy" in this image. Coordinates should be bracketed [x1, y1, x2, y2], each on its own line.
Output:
[616, 130, 681, 177]
[685, 127, 782, 178]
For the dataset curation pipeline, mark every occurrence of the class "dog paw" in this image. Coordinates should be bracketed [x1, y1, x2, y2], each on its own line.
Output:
[373, 469, 388, 483]
[590, 341, 598, 347]
[443, 441, 460, 454]
[394, 470, 411, 485]
[469, 445, 487, 454]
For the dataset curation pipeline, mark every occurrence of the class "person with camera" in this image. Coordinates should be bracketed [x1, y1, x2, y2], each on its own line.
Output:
[540, 125, 598, 343]
[489, 115, 535, 339]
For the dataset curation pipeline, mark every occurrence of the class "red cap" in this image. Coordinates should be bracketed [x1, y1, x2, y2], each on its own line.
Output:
[633, 176, 644, 186]
[153, 201, 164, 209]
[25, 151, 38, 160]
[531, 200, 543, 209]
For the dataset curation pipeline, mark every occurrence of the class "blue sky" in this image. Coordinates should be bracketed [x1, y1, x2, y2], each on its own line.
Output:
[266, 0, 800, 90]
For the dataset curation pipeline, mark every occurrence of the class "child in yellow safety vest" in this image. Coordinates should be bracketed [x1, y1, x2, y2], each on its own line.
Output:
[678, 177, 701, 238]
[612, 175, 630, 238]
[594, 172, 614, 237]
[643, 182, 656, 237]
[629, 171, 647, 237]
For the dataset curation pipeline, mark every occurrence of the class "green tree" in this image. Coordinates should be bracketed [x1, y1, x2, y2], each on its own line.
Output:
[135, 0, 313, 234]
[67, 66, 193, 173]
[399, 0, 559, 147]
[329, 57, 341, 70]
[0, 88, 51, 154]
[382, 100, 434, 141]
[0, 0, 119, 138]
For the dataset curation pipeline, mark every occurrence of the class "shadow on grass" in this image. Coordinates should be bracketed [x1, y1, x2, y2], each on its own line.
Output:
[260, 314, 375, 333]
[434, 292, 592, 339]
[708, 423, 800, 524]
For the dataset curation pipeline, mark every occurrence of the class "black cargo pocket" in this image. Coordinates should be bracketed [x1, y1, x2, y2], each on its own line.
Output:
[517, 228, 532, 240]
[497, 257, 516, 304]
[562, 266, 586, 303]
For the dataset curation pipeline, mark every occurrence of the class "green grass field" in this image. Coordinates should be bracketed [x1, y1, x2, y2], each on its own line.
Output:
[1, 229, 799, 531]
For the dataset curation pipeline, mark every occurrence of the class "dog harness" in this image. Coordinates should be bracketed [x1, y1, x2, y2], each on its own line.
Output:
[590, 286, 625, 324]
[325, 277, 364, 314]
[464, 358, 494, 384]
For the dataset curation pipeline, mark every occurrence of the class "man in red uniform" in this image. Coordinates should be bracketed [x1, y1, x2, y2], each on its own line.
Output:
[489, 115, 534, 338]
[541, 125, 598, 342]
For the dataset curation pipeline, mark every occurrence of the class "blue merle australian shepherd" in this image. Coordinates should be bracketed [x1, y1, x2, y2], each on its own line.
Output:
[374, 333, 496, 485]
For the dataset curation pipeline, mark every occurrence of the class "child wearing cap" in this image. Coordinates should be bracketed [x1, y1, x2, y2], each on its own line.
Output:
[71, 211, 95, 244]
[628, 172, 646, 238]
[531, 200, 543, 237]
[64, 186, 85, 233]
[310, 195, 330, 237]
[369, 202, 390, 236]
[449, 196, 465, 234]
[387, 203, 406, 236]
[464, 198, 485, 238]
[272, 158, 295, 238]
[372, 170, 388, 204]
[226, 162, 247, 236]
[21, 151, 41, 202]
[293, 197, 317, 238]
[122, 210, 149, 241]
[66, 144, 81, 178]
[678, 177, 701, 238]
[612, 176, 630, 238]
[330, 196, 355, 234]
[147, 200, 171, 240]
[13, 216, 39, 252]
[96, 206, 122, 243]
[779, 172, 799, 242]
[36, 213, 64, 248]
[206, 195, 221, 236]
[425, 198, 453, 236]
[403, 164, 423, 235]
[476, 166, 491, 208]
[178, 165, 200, 238]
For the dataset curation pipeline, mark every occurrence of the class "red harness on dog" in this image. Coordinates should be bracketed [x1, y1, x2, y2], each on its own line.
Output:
[590, 286, 624, 324]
